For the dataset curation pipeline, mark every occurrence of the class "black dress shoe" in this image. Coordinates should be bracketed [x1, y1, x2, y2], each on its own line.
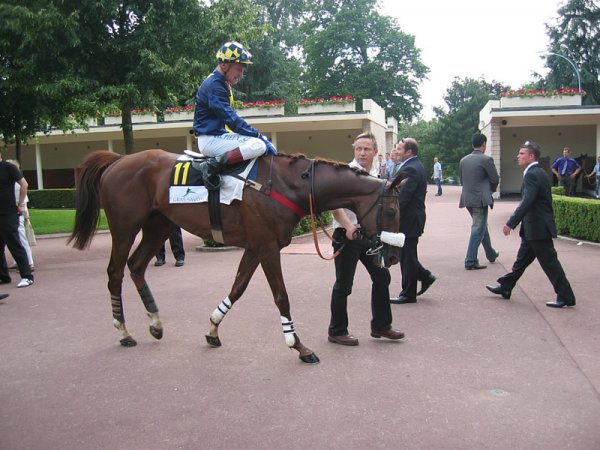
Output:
[465, 263, 487, 270]
[390, 295, 417, 304]
[0, 293, 8, 300]
[328, 334, 359, 346]
[154, 258, 165, 267]
[175, 259, 185, 267]
[486, 284, 511, 299]
[545, 300, 575, 308]
[0, 278, 11, 285]
[371, 328, 405, 340]
[417, 274, 436, 296]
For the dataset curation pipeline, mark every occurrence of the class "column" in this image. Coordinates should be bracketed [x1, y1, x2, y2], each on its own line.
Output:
[35, 141, 44, 190]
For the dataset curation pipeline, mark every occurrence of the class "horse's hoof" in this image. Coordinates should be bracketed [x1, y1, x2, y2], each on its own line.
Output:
[120, 336, 137, 347]
[205, 334, 221, 347]
[149, 326, 163, 340]
[299, 353, 320, 364]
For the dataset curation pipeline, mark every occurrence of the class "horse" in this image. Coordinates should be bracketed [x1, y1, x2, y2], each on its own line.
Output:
[68, 149, 405, 364]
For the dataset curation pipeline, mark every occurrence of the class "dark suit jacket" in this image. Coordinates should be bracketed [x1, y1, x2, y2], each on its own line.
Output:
[395, 156, 427, 237]
[506, 164, 557, 240]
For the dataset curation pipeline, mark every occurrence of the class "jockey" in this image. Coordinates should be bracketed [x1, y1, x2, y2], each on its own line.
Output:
[193, 41, 277, 178]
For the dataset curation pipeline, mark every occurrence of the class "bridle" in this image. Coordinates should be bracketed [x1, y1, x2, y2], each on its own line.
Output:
[302, 159, 395, 261]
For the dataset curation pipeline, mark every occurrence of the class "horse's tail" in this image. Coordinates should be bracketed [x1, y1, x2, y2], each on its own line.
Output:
[68, 151, 122, 250]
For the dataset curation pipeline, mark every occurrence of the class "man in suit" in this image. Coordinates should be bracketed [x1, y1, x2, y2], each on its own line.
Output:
[390, 138, 435, 304]
[459, 133, 500, 270]
[486, 141, 576, 308]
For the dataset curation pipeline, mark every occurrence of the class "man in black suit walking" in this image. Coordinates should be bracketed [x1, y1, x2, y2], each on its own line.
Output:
[486, 141, 576, 308]
[390, 138, 435, 304]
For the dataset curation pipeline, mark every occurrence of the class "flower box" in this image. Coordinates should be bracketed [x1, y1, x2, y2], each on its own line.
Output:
[131, 113, 157, 123]
[239, 106, 285, 117]
[500, 95, 582, 108]
[298, 102, 356, 114]
[104, 116, 122, 125]
[164, 111, 194, 122]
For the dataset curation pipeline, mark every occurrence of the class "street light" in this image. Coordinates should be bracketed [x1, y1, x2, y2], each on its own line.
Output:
[546, 52, 581, 92]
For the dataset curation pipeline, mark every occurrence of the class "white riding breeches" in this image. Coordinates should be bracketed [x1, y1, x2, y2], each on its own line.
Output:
[197, 133, 266, 160]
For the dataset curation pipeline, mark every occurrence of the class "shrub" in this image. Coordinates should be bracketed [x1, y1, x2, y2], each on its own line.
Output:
[553, 195, 600, 242]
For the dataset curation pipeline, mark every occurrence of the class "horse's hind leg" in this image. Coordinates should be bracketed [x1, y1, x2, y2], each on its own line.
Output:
[206, 248, 260, 347]
[128, 215, 174, 341]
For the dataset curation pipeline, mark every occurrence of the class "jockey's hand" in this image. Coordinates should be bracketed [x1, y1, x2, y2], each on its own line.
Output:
[260, 135, 278, 155]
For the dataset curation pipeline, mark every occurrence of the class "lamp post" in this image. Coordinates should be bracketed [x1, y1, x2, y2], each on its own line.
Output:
[546, 52, 581, 92]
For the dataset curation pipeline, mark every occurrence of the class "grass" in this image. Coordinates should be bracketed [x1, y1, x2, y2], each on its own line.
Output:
[28, 209, 108, 235]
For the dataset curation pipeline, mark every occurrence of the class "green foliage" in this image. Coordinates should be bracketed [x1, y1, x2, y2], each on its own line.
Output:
[551, 186, 566, 196]
[553, 195, 600, 242]
[544, 0, 600, 105]
[28, 189, 76, 209]
[397, 120, 445, 179]
[301, 0, 428, 121]
[432, 77, 507, 176]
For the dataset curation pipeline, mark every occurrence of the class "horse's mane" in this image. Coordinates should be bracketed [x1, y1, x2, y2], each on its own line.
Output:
[275, 152, 368, 175]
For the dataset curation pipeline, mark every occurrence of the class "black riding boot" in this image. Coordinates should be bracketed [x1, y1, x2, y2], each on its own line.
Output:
[201, 154, 228, 189]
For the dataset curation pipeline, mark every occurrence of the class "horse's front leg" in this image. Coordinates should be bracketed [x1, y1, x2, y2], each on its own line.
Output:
[205, 249, 260, 347]
[260, 250, 320, 364]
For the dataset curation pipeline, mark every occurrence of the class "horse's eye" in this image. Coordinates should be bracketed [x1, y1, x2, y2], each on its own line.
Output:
[385, 207, 397, 218]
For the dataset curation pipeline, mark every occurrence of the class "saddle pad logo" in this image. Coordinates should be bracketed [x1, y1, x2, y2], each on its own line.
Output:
[169, 186, 203, 203]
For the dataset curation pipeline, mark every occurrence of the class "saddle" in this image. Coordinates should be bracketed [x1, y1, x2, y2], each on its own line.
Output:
[172, 151, 260, 243]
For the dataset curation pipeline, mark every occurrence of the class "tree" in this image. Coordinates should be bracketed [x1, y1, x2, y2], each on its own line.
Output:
[0, 1, 93, 162]
[302, 0, 428, 121]
[235, 1, 308, 106]
[433, 77, 505, 176]
[544, 0, 600, 104]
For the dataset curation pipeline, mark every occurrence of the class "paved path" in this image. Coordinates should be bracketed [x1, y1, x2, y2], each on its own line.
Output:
[1, 186, 598, 449]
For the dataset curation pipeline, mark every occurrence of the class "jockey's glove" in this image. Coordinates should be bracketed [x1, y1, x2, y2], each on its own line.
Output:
[260, 135, 278, 155]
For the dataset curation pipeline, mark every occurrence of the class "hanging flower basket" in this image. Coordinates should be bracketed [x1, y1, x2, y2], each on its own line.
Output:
[297, 96, 355, 114]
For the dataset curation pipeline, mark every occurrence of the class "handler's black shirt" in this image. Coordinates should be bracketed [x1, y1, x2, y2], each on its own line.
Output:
[0, 161, 23, 216]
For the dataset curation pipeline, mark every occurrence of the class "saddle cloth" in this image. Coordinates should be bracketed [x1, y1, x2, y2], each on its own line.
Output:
[169, 155, 258, 204]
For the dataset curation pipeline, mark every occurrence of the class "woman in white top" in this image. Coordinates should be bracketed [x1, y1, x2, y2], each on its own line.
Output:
[6, 160, 34, 271]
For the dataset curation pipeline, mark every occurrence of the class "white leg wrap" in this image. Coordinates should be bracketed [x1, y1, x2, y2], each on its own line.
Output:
[147, 312, 162, 329]
[113, 319, 130, 339]
[380, 231, 405, 248]
[210, 297, 232, 325]
[280, 316, 296, 348]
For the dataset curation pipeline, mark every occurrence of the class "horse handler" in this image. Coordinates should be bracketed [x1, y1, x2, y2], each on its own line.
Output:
[328, 132, 405, 346]
[193, 41, 277, 180]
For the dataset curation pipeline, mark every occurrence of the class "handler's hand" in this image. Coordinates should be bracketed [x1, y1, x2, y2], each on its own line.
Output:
[503, 224, 512, 236]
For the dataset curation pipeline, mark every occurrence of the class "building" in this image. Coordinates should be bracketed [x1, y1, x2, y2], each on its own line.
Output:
[1, 99, 398, 189]
[479, 94, 600, 196]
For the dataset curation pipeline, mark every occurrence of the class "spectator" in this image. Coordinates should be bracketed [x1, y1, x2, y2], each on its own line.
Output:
[551, 147, 581, 196]
[432, 156, 443, 196]
[379, 152, 391, 178]
[486, 141, 576, 308]
[385, 146, 402, 179]
[6, 160, 34, 272]
[390, 138, 436, 304]
[155, 226, 185, 267]
[459, 133, 500, 270]
[0, 152, 34, 288]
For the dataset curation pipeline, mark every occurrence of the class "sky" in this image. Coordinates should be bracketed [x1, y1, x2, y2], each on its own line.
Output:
[378, 0, 566, 119]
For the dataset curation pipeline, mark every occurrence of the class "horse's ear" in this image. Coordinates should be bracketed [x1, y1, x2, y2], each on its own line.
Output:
[389, 174, 407, 191]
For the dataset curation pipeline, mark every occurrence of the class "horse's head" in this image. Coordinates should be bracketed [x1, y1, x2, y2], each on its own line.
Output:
[357, 176, 406, 268]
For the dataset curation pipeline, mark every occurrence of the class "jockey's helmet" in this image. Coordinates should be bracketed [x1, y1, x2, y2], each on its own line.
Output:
[216, 42, 253, 64]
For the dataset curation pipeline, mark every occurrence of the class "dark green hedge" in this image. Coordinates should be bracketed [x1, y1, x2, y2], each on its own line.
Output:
[28, 189, 75, 209]
[553, 195, 600, 242]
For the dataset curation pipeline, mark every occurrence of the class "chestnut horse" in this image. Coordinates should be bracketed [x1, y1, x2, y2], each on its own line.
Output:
[69, 149, 404, 364]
